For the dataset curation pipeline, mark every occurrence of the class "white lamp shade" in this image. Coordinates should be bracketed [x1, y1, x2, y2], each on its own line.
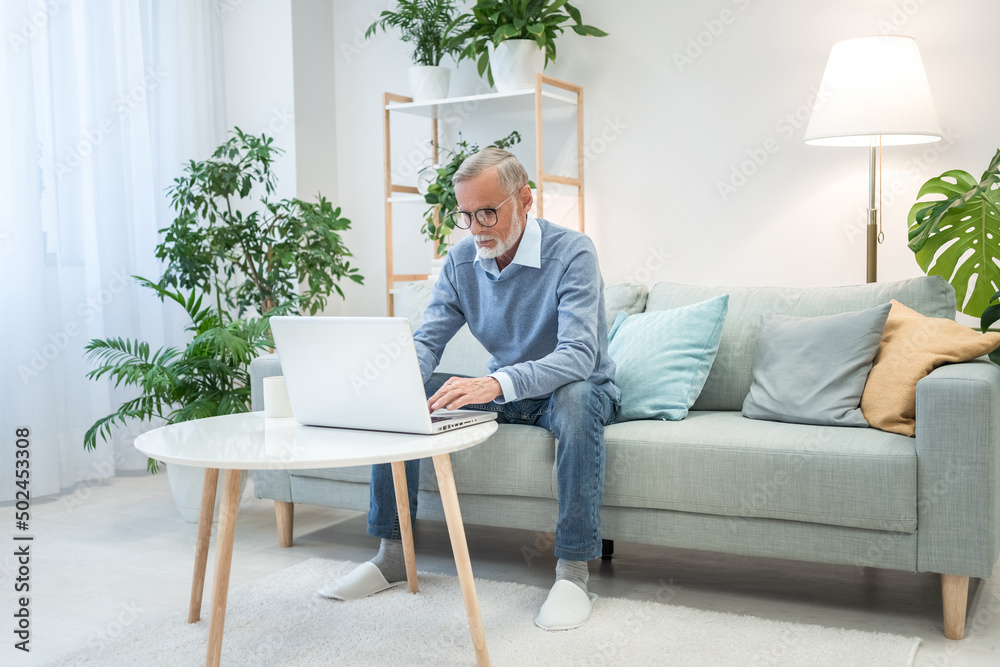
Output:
[804, 35, 942, 147]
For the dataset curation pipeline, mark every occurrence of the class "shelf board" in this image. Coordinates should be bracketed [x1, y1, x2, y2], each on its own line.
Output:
[386, 88, 577, 119]
[387, 193, 427, 204]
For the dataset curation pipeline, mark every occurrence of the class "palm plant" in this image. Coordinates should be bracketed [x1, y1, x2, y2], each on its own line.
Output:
[83, 282, 285, 473]
[365, 0, 469, 66]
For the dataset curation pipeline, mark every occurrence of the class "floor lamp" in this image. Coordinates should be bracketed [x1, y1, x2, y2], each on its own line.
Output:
[804, 36, 942, 283]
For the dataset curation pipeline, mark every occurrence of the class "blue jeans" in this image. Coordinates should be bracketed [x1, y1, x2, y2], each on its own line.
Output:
[367, 373, 619, 561]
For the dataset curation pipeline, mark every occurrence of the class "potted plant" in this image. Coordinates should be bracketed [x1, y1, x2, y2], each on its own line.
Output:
[907, 148, 1000, 320]
[83, 128, 364, 521]
[420, 130, 532, 257]
[366, 0, 469, 102]
[455, 0, 607, 92]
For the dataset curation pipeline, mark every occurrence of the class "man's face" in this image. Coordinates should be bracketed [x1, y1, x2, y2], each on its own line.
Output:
[454, 167, 528, 260]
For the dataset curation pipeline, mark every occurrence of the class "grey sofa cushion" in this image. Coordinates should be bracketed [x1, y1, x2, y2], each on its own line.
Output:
[741, 303, 891, 427]
[296, 411, 917, 533]
[602, 411, 917, 532]
[645, 276, 956, 412]
[604, 282, 650, 320]
[393, 279, 649, 378]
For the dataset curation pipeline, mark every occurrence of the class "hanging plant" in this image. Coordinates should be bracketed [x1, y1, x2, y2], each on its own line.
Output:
[907, 149, 1000, 318]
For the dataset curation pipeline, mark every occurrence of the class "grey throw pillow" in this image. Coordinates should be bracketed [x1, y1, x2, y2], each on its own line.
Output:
[741, 302, 892, 427]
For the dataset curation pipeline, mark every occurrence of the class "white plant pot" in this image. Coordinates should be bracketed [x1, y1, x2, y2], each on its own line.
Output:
[408, 65, 451, 102]
[167, 462, 248, 523]
[488, 39, 545, 93]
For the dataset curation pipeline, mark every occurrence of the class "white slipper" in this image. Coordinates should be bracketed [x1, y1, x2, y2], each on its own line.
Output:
[534, 580, 598, 630]
[316, 562, 405, 601]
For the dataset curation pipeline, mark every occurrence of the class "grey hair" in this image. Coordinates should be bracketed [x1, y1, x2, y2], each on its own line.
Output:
[452, 147, 530, 195]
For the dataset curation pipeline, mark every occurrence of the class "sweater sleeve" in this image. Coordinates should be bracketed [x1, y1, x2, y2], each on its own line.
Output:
[411, 259, 467, 384]
[493, 241, 603, 399]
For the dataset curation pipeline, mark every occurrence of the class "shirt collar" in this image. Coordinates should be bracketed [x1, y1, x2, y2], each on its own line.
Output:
[474, 215, 541, 277]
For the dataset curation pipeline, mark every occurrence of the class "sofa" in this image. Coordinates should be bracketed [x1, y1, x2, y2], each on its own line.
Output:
[249, 275, 1000, 640]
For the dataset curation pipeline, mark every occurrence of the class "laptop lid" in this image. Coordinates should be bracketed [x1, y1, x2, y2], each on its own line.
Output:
[269, 316, 436, 433]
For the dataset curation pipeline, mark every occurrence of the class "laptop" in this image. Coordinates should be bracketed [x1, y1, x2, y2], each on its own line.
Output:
[268, 316, 498, 435]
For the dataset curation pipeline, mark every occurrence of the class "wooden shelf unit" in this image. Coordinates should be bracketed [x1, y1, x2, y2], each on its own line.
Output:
[382, 74, 584, 315]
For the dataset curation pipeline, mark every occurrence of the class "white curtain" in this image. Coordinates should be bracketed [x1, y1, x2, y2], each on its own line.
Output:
[0, 1, 227, 502]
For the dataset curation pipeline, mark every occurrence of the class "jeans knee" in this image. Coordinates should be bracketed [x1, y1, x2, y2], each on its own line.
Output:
[550, 381, 606, 433]
[552, 380, 598, 406]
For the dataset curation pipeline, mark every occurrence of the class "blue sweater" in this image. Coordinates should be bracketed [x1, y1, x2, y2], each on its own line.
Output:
[413, 216, 619, 405]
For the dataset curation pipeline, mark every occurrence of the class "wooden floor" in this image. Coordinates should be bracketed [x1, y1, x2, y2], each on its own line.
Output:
[5, 470, 1000, 666]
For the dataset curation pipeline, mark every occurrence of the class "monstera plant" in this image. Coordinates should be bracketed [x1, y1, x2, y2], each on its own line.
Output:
[907, 149, 1000, 319]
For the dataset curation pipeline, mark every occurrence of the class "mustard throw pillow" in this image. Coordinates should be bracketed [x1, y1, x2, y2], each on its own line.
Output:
[860, 299, 1000, 436]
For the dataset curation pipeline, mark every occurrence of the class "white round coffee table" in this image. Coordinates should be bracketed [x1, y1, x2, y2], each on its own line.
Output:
[135, 412, 498, 667]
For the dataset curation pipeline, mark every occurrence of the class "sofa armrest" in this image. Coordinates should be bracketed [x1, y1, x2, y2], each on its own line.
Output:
[915, 358, 1000, 577]
[249, 353, 283, 412]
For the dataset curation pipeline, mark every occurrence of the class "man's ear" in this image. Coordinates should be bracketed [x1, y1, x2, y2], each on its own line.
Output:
[519, 184, 534, 216]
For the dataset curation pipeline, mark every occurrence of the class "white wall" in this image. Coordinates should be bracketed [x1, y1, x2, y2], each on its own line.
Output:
[232, 0, 1000, 319]
[291, 0, 339, 204]
[220, 0, 298, 201]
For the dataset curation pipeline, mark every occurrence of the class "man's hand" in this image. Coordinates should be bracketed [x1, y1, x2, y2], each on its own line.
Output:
[428, 376, 502, 412]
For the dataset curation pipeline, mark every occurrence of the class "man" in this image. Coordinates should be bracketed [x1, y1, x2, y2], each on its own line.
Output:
[318, 147, 619, 630]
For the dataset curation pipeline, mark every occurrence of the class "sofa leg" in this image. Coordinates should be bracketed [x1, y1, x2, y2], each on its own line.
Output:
[941, 573, 969, 640]
[275, 500, 294, 548]
[602, 539, 614, 560]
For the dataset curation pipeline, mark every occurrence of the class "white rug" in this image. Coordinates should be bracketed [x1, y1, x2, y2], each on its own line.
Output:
[53, 558, 920, 666]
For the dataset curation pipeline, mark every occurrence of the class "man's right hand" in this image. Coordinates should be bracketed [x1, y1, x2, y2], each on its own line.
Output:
[427, 376, 502, 412]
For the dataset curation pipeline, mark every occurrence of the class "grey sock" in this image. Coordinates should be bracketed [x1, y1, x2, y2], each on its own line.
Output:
[555, 558, 589, 595]
[369, 538, 406, 583]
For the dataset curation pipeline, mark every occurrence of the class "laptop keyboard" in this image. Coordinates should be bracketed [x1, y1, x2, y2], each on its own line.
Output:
[430, 415, 451, 423]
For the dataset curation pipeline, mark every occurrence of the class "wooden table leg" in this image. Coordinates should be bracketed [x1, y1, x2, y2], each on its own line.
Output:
[206, 469, 242, 667]
[188, 467, 219, 623]
[391, 461, 419, 594]
[942, 573, 970, 640]
[432, 453, 490, 667]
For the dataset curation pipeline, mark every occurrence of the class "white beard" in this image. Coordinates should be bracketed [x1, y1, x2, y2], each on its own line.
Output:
[475, 209, 523, 260]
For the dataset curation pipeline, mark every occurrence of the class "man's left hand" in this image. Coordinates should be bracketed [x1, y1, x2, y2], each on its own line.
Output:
[428, 376, 502, 411]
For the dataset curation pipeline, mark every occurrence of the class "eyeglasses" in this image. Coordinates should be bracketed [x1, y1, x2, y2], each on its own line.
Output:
[447, 191, 518, 229]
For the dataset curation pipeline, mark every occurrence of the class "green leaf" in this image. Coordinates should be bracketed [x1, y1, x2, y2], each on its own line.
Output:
[565, 2, 582, 24]
[546, 0, 571, 14]
[907, 150, 1000, 317]
[572, 24, 609, 37]
[477, 50, 490, 78]
[981, 296, 1000, 332]
[493, 24, 519, 43]
[526, 23, 545, 36]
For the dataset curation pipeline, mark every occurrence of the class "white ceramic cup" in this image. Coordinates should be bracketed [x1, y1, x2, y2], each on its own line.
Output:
[263, 376, 293, 418]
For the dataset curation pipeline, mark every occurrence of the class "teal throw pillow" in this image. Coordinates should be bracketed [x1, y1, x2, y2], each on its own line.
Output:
[609, 294, 729, 421]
